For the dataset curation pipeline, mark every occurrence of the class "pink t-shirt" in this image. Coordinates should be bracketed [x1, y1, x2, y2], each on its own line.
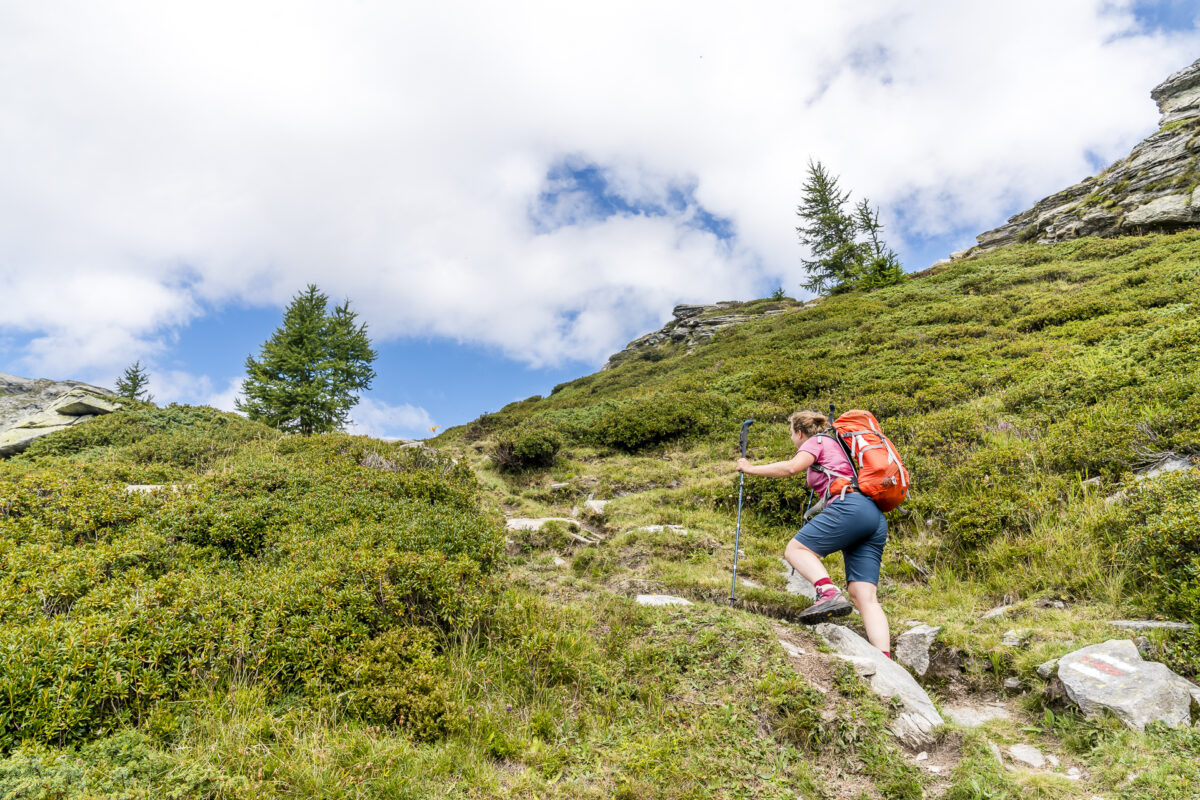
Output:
[799, 435, 855, 499]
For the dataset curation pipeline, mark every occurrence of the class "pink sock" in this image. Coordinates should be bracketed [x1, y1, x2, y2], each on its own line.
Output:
[814, 578, 837, 598]
[882, 651, 891, 659]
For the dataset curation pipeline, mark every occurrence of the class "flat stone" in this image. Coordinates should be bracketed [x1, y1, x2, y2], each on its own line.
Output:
[982, 604, 1012, 620]
[53, 395, 119, 416]
[943, 703, 1011, 727]
[549, 482, 571, 490]
[1058, 639, 1200, 730]
[815, 623, 943, 748]
[505, 517, 580, 532]
[1008, 744, 1046, 769]
[636, 594, 693, 607]
[779, 558, 816, 600]
[1123, 193, 1194, 226]
[1004, 677, 1023, 691]
[778, 640, 805, 658]
[583, 499, 609, 515]
[1037, 659, 1059, 679]
[1135, 455, 1193, 480]
[1001, 629, 1031, 648]
[895, 624, 941, 677]
[1108, 620, 1195, 632]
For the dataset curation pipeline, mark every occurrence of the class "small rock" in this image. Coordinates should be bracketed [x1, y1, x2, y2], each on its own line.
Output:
[778, 640, 805, 658]
[982, 604, 1012, 620]
[988, 742, 1004, 764]
[1004, 677, 1023, 691]
[638, 524, 688, 534]
[1037, 659, 1059, 679]
[1135, 636, 1155, 657]
[1001, 629, 1031, 648]
[1035, 598, 1067, 610]
[895, 624, 941, 677]
[1008, 744, 1046, 769]
[584, 499, 609, 516]
[943, 703, 1011, 727]
[915, 751, 928, 762]
[1066, 767, 1082, 780]
[1134, 454, 1193, 480]
[740, 578, 761, 589]
[505, 517, 579, 532]
[553, 557, 566, 566]
[1108, 619, 1194, 632]
[636, 594, 693, 607]
[927, 765, 941, 774]
[1046, 753, 1060, 768]
[549, 482, 570, 490]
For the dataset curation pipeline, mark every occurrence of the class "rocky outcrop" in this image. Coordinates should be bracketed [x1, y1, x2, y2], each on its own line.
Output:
[605, 301, 800, 368]
[0, 373, 119, 457]
[973, 58, 1200, 253]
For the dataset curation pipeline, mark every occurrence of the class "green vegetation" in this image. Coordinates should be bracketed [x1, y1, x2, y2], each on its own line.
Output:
[237, 284, 377, 435]
[5, 230, 1200, 797]
[114, 360, 153, 403]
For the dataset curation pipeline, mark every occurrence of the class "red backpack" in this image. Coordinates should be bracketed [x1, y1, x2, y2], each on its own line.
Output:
[816, 410, 910, 512]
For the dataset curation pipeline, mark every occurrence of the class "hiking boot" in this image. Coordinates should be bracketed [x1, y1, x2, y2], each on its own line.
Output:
[797, 588, 854, 624]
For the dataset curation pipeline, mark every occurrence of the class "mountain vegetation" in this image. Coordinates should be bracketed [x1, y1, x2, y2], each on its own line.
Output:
[2, 230, 1200, 798]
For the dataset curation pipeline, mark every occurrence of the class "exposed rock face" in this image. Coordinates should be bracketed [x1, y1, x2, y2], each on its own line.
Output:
[604, 301, 798, 368]
[0, 373, 118, 457]
[895, 624, 941, 677]
[974, 58, 1200, 252]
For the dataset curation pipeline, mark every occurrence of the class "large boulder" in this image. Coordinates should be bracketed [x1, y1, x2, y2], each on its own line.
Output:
[0, 374, 119, 457]
[815, 623, 944, 747]
[1057, 639, 1200, 731]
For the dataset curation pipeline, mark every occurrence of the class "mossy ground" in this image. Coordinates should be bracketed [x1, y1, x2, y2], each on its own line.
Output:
[4, 232, 1200, 798]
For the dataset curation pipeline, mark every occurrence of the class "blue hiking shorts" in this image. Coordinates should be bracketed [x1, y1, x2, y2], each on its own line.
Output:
[793, 491, 887, 585]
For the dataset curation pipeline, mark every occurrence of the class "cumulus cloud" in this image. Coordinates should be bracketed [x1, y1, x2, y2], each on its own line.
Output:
[345, 398, 437, 441]
[1, 1, 1197, 375]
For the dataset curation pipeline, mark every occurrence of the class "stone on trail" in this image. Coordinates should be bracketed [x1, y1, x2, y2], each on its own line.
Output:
[1057, 639, 1200, 731]
[895, 624, 941, 677]
[943, 702, 1011, 728]
[505, 517, 580, 532]
[1007, 744, 1046, 769]
[1108, 619, 1195, 632]
[636, 594, 693, 607]
[815, 623, 944, 748]
[778, 558, 816, 600]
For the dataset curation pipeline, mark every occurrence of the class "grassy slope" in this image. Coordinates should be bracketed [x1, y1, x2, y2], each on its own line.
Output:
[433, 230, 1200, 799]
[1, 232, 1199, 799]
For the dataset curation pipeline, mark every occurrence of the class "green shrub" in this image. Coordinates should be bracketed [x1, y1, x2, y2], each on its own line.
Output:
[339, 626, 456, 739]
[590, 391, 730, 452]
[490, 424, 562, 471]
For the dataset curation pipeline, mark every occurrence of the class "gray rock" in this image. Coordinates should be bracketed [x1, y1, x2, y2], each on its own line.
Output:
[553, 557, 567, 566]
[549, 482, 571, 490]
[982, 604, 1012, 620]
[974, 58, 1200, 251]
[637, 524, 688, 534]
[505, 517, 580, 532]
[1109, 619, 1195, 632]
[779, 558, 817, 600]
[1037, 659, 1060, 679]
[605, 301, 797, 367]
[943, 703, 1011, 727]
[583, 499, 609, 516]
[815, 623, 944, 748]
[778, 640, 805, 658]
[895, 624, 941, 677]
[636, 594, 693, 607]
[1058, 639, 1200, 730]
[1008, 744, 1046, 769]
[1135, 636, 1155, 657]
[1135, 455, 1194, 481]
[1001, 629, 1031, 648]
[739, 578, 761, 589]
[1004, 677, 1023, 692]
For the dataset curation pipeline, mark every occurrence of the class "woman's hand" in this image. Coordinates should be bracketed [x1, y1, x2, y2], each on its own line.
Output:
[736, 458, 753, 474]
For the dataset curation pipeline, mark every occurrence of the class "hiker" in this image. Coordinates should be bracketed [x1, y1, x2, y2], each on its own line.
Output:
[736, 410, 891, 657]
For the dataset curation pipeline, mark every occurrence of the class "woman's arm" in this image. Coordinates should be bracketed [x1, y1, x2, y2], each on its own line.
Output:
[737, 449, 815, 478]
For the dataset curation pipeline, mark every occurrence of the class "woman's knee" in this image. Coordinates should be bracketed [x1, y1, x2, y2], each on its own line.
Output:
[847, 581, 878, 606]
[787, 539, 818, 558]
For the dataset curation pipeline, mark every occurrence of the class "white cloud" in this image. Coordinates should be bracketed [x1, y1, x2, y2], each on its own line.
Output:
[1, 1, 1197, 375]
[345, 398, 436, 441]
[152, 370, 243, 412]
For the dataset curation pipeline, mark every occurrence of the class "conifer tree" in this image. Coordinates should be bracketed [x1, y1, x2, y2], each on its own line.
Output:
[237, 285, 377, 435]
[853, 198, 904, 290]
[796, 160, 862, 294]
[115, 360, 153, 402]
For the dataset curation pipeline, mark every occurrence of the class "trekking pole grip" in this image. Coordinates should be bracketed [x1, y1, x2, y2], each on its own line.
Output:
[739, 420, 753, 458]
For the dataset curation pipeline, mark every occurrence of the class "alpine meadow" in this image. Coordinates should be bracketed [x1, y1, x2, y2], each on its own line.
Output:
[5, 32, 1200, 800]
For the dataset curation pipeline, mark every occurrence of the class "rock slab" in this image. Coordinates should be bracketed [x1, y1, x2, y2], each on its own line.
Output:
[815, 623, 944, 747]
[0, 375, 119, 457]
[779, 558, 817, 600]
[1057, 639, 1200, 730]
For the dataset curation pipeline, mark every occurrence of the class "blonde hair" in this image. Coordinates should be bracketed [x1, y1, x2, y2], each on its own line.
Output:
[788, 410, 828, 437]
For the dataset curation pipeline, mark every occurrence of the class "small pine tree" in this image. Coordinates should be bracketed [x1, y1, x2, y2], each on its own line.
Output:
[115, 361, 153, 402]
[237, 285, 377, 435]
[853, 198, 904, 290]
[796, 160, 862, 295]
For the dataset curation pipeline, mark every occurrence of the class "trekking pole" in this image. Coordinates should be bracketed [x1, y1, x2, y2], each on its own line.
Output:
[730, 419, 753, 605]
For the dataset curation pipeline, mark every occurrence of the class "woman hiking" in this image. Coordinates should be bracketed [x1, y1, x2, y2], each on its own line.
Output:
[736, 410, 892, 657]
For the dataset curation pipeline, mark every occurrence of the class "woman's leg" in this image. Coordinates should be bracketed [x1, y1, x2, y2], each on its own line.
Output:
[847, 581, 890, 652]
[784, 538, 830, 586]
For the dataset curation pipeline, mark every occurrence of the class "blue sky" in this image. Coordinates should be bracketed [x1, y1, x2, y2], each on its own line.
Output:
[1, 1, 1198, 439]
